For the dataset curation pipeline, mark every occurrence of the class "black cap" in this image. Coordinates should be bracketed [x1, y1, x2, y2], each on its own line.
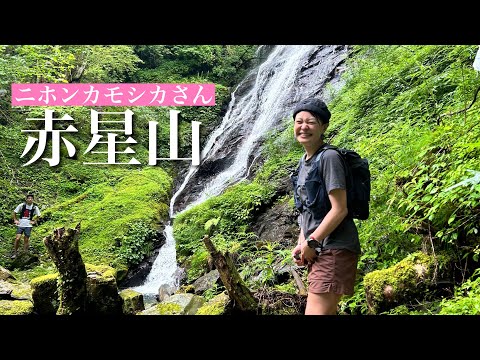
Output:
[292, 98, 331, 123]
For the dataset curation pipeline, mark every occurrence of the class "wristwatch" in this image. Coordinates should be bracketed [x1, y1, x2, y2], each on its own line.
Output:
[307, 235, 320, 249]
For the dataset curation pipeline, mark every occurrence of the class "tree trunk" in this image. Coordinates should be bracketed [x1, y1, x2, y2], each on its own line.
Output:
[43, 224, 87, 315]
[203, 235, 258, 314]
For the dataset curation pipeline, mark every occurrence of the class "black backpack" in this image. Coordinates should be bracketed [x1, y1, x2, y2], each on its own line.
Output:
[316, 145, 371, 220]
[20, 203, 38, 220]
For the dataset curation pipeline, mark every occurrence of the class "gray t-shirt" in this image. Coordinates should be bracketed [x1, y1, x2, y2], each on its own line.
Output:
[297, 149, 360, 254]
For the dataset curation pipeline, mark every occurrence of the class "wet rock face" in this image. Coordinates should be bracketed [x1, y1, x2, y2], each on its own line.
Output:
[250, 199, 299, 248]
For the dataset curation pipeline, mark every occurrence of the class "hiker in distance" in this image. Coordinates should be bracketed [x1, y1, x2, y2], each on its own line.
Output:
[290, 98, 360, 315]
[12, 194, 41, 258]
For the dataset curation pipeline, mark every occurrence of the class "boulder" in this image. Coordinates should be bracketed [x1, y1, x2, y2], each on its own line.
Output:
[85, 263, 123, 314]
[192, 270, 220, 294]
[163, 293, 205, 315]
[139, 302, 183, 315]
[364, 252, 451, 314]
[0, 300, 34, 315]
[0, 281, 13, 300]
[30, 273, 59, 315]
[0, 266, 15, 281]
[196, 292, 230, 315]
[10, 282, 32, 301]
[158, 283, 176, 302]
[139, 293, 205, 315]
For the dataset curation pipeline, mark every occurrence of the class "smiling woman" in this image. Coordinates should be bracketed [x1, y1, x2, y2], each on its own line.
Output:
[290, 97, 360, 315]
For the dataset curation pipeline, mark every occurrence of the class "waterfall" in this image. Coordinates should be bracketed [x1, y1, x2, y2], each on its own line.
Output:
[131, 45, 348, 299]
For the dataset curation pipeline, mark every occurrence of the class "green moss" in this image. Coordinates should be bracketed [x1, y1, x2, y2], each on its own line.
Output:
[115, 263, 129, 283]
[157, 302, 183, 315]
[120, 289, 144, 315]
[30, 273, 59, 315]
[140, 302, 183, 315]
[0, 300, 34, 315]
[196, 292, 230, 315]
[30, 273, 58, 287]
[364, 252, 437, 314]
[10, 283, 32, 301]
[85, 263, 116, 280]
[34, 167, 172, 269]
[10, 264, 57, 283]
[120, 289, 139, 299]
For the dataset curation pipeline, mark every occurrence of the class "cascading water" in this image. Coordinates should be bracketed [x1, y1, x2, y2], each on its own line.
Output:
[131, 45, 348, 301]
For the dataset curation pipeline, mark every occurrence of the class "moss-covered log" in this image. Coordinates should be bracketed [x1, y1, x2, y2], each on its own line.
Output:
[364, 251, 451, 314]
[203, 235, 258, 314]
[43, 224, 87, 315]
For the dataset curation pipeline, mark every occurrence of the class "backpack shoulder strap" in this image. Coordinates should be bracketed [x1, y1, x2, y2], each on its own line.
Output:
[314, 144, 337, 162]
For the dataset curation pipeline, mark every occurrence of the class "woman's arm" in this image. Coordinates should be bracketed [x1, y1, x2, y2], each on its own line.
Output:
[309, 188, 348, 243]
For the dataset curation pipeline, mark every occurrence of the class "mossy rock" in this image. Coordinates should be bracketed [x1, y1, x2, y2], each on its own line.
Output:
[120, 289, 144, 315]
[85, 263, 123, 314]
[364, 251, 449, 314]
[115, 264, 129, 283]
[85, 263, 117, 280]
[165, 293, 205, 315]
[0, 300, 34, 315]
[0, 266, 15, 281]
[30, 273, 59, 315]
[196, 291, 230, 315]
[10, 282, 32, 301]
[139, 302, 183, 315]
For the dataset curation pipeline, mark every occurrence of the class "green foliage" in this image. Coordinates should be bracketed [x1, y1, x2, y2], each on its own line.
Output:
[238, 241, 292, 289]
[174, 181, 275, 260]
[328, 45, 480, 274]
[133, 45, 257, 86]
[185, 249, 209, 283]
[0, 45, 75, 85]
[0, 45, 141, 87]
[338, 281, 368, 315]
[439, 268, 480, 314]
[1, 168, 172, 271]
[119, 221, 158, 267]
[202, 282, 222, 302]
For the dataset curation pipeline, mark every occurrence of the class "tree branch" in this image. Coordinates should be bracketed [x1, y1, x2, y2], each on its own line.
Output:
[436, 85, 480, 124]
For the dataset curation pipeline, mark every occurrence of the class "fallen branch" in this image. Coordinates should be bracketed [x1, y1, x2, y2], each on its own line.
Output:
[436, 85, 480, 124]
[289, 267, 307, 296]
[203, 235, 258, 313]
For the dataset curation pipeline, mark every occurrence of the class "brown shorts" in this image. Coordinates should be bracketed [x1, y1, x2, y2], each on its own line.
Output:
[307, 249, 359, 296]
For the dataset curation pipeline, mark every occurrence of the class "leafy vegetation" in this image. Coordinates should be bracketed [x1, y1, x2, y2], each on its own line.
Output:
[2, 44, 480, 314]
[174, 45, 480, 314]
[0, 45, 258, 280]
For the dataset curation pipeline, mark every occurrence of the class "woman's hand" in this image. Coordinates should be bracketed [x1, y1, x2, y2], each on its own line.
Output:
[292, 244, 303, 266]
[302, 244, 318, 264]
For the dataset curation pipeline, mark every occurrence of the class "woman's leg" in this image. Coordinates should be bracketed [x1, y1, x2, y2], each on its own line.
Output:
[305, 292, 342, 315]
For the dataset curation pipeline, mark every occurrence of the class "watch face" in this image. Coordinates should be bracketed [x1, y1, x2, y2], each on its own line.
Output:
[308, 239, 320, 249]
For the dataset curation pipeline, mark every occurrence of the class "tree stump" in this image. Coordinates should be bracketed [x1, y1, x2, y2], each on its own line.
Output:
[43, 224, 87, 315]
[203, 235, 258, 314]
